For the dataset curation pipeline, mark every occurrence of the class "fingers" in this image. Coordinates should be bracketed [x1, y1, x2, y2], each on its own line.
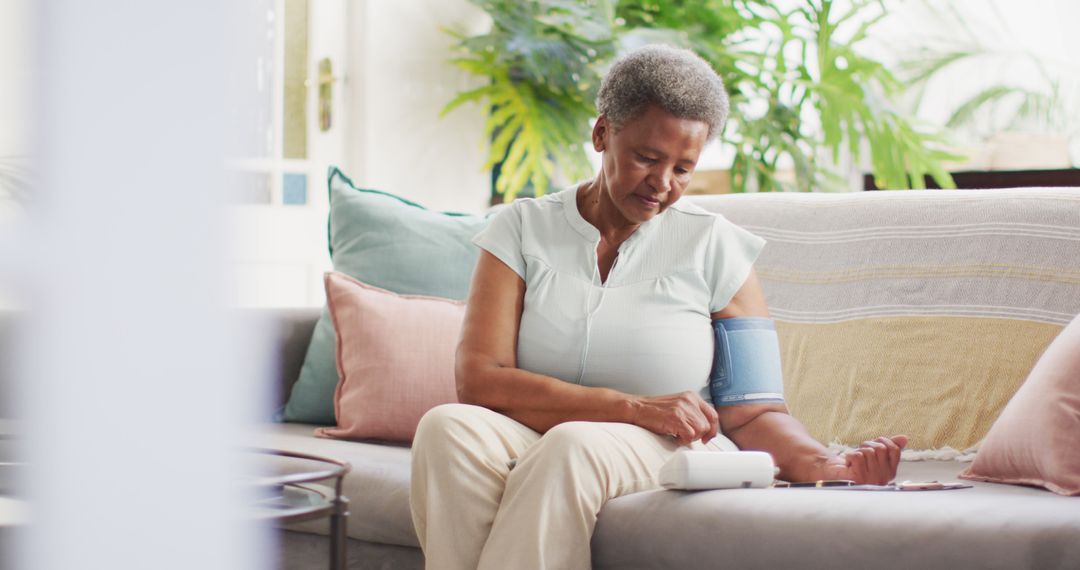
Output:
[645, 392, 719, 446]
[839, 434, 909, 485]
[856, 436, 905, 485]
[697, 397, 719, 445]
[879, 436, 903, 473]
[687, 393, 718, 445]
[860, 440, 888, 479]
[669, 392, 713, 446]
[677, 426, 699, 447]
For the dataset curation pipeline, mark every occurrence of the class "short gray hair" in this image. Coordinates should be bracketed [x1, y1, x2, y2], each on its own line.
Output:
[596, 44, 729, 139]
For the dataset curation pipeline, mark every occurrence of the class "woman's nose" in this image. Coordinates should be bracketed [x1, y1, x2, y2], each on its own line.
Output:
[648, 167, 673, 194]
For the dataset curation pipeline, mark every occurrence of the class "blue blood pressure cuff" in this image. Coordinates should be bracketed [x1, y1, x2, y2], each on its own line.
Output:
[709, 317, 786, 407]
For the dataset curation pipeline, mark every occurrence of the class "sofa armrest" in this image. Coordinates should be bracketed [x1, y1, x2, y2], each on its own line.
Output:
[272, 307, 322, 409]
[238, 307, 322, 412]
[0, 311, 21, 420]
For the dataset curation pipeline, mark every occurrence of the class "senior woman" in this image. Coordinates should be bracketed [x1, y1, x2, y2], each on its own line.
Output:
[410, 45, 908, 570]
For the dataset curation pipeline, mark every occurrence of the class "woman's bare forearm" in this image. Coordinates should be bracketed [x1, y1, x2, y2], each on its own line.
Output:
[456, 353, 636, 433]
[723, 410, 836, 482]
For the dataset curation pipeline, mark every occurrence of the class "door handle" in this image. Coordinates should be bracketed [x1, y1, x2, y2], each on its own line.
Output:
[311, 57, 337, 132]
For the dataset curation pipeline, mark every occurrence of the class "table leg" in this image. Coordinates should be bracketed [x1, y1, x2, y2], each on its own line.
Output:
[329, 496, 350, 570]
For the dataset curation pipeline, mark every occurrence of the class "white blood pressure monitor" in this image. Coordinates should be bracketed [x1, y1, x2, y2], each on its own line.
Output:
[659, 451, 777, 490]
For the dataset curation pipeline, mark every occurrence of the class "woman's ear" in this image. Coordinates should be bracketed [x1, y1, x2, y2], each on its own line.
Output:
[592, 116, 608, 152]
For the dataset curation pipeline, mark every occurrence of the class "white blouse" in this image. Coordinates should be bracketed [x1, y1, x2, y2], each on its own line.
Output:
[472, 187, 766, 403]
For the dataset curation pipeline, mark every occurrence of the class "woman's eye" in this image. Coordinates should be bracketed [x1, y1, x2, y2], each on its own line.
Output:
[636, 154, 657, 163]
[675, 168, 690, 175]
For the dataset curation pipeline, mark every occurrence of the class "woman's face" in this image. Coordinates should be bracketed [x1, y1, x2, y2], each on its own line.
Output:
[593, 104, 710, 225]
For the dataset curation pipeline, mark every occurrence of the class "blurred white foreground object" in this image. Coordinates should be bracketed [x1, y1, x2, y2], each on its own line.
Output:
[15, 2, 271, 569]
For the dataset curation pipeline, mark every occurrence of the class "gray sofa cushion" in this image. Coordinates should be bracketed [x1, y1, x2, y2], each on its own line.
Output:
[279, 533, 423, 570]
[594, 460, 1080, 569]
[255, 423, 418, 547]
[254, 423, 1080, 569]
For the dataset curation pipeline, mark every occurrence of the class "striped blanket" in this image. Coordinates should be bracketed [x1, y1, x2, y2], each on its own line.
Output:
[691, 188, 1080, 452]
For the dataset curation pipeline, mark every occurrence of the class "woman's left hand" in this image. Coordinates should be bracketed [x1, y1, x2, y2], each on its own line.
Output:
[819, 435, 909, 485]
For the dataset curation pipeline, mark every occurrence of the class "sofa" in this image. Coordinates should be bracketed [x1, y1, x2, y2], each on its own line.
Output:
[256, 184, 1080, 569]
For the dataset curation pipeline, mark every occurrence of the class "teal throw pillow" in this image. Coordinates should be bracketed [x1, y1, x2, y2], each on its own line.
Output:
[282, 166, 489, 424]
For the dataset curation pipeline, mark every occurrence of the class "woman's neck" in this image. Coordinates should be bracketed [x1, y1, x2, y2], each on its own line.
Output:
[577, 178, 639, 247]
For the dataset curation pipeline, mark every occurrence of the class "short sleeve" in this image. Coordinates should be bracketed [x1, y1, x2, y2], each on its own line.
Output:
[472, 201, 527, 280]
[705, 215, 767, 313]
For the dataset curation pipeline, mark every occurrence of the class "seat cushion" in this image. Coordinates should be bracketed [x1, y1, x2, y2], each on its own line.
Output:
[593, 459, 1080, 570]
[253, 423, 419, 547]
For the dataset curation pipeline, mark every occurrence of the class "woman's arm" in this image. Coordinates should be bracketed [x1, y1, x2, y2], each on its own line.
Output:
[457, 251, 720, 444]
[712, 269, 907, 484]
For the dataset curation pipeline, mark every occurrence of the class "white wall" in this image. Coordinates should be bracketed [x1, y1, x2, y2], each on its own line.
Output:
[345, 0, 492, 213]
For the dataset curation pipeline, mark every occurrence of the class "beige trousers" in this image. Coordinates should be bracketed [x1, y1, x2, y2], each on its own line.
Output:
[409, 403, 737, 570]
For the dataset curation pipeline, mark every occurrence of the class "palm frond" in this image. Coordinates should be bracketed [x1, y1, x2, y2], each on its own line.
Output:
[945, 85, 1024, 129]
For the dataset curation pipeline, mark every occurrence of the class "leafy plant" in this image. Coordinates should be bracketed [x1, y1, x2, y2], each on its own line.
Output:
[444, 0, 958, 198]
[895, 2, 1078, 146]
[442, 0, 615, 199]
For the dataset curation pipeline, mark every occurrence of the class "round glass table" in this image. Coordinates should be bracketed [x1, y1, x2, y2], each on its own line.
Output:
[247, 448, 351, 570]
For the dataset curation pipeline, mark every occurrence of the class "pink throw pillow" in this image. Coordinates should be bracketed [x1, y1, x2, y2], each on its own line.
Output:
[315, 271, 462, 443]
[959, 312, 1080, 495]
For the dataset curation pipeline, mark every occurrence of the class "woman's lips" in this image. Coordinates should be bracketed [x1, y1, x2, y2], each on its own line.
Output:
[635, 194, 660, 208]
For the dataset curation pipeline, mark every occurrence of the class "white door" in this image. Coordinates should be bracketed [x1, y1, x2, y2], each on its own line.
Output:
[229, 0, 348, 307]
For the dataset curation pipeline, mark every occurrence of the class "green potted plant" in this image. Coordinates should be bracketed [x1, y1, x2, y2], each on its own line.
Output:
[444, 0, 959, 200]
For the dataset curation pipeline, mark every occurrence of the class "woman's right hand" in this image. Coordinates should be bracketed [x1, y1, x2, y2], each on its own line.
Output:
[629, 391, 719, 446]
